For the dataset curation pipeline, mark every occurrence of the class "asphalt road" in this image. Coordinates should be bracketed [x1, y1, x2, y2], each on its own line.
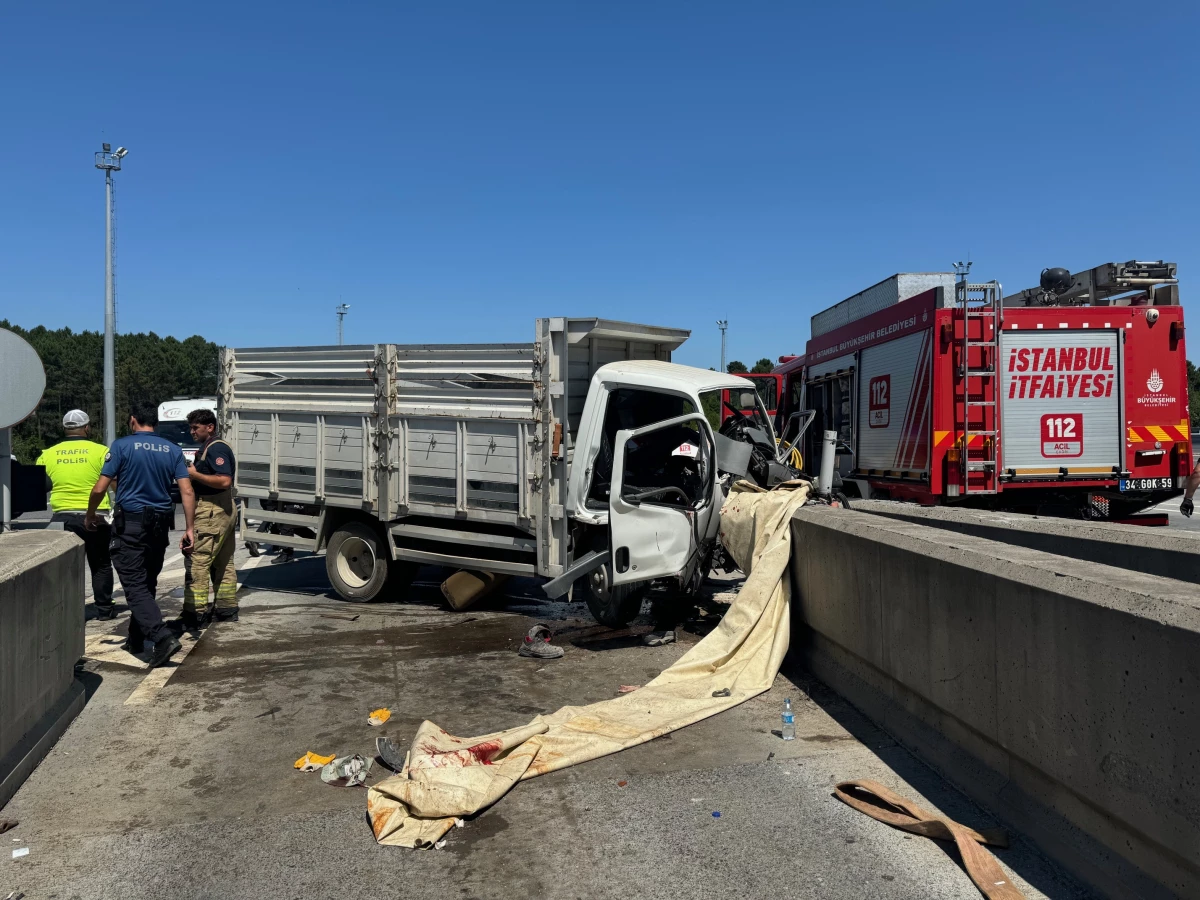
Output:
[0, 535, 1092, 899]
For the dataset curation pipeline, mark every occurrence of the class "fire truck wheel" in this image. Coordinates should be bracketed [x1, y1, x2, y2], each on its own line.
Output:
[585, 563, 648, 627]
[326, 521, 389, 602]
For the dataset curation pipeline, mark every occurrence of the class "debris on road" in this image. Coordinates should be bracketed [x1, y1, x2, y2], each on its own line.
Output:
[642, 630, 675, 647]
[616, 685, 641, 694]
[518, 624, 564, 659]
[294, 751, 336, 772]
[711, 688, 731, 698]
[441, 570, 509, 612]
[712, 811, 721, 818]
[11, 847, 29, 859]
[376, 737, 407, 773]
[834, 779, 1022, 900]
[321, 754, 373, 787]
[369, 708, 391, 727]
[617, 780, 628, 788]
[0, 820, 15, 835]
[367, 481, 811, 849]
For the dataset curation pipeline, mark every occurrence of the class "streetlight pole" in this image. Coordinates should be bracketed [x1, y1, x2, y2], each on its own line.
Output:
[95, 143, 127, 444]
[716, 319, 728, 373]
[336, 303, 350, 345]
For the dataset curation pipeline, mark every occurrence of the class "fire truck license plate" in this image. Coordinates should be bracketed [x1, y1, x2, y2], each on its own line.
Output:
[1119, 477, 1172, 491]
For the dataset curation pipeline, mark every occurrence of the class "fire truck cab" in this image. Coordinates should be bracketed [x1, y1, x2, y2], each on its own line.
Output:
[775, 262, 1191, 520]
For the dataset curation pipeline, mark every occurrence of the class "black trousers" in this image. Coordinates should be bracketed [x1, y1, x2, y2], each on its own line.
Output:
[109, 507, 172, 646]
[53, 512, 115, 607]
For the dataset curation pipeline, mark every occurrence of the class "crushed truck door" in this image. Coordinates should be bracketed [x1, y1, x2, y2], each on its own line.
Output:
[609, 413, 716, 585]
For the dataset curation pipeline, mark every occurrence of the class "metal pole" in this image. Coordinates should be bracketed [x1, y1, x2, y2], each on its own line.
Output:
[0, 427, 11, 531]
[717, 319, 728, 373]
[103, 169, 116, 445]
[336, 303, 350, 346]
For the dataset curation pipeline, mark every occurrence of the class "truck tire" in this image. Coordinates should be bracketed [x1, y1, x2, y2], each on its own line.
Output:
[326, 521, 390, 602]
[584, 563, 648, 627]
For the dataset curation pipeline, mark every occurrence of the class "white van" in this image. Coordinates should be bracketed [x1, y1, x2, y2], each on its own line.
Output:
[156, 397, 219, 465]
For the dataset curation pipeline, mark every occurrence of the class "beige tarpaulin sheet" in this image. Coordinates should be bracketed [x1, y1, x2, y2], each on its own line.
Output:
[367, 480, 812, 847]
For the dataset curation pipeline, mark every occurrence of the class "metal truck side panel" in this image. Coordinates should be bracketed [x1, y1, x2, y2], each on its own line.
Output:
[999, 330, 1122, 474]
[856, 329, 933, 474]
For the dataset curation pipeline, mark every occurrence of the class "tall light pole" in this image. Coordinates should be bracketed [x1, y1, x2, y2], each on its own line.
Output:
[716, 319, 728, 373]
[336, 302, 350, 345]
[95, 143, 127, 444]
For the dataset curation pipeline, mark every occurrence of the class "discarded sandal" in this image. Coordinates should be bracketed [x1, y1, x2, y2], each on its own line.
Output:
[643, 630, 676, 647]
[519, 624, 565, 659]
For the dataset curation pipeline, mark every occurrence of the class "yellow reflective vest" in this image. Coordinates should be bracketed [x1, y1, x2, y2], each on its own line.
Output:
[36, 437, 111, 512]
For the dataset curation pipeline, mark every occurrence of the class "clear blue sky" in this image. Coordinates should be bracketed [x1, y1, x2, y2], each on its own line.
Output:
[2, 1, 1196, 370]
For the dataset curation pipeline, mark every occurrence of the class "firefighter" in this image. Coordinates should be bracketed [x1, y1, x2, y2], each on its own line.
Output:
[85, 404, 195, 668]
[178, 408, 239, 628]
[36, 410, 115, 617]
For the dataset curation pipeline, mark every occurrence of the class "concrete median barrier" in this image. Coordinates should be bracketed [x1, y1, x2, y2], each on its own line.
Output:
[851, 498, 1200, 583]
[789, 505, 1200, 899]
[0, 531, 86, 809]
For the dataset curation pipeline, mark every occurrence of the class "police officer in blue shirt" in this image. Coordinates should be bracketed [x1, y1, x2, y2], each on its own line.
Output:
[85, 403, 197, 668]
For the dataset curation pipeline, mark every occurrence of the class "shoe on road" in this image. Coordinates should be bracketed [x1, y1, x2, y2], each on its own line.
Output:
[148, 636, 182, 668]
[518, 624, 565, 659]
[92, 604, 119, 621]
[213, 607, 240, 623]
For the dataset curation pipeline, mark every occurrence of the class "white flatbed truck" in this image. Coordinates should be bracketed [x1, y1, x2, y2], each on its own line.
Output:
[219, 318, 775, 625]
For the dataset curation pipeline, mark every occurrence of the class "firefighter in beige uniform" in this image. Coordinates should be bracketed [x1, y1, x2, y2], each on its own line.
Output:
[179, 408, 239, 628]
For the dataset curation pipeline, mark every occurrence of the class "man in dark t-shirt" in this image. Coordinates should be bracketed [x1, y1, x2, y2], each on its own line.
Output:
[177, 408, 239, 630]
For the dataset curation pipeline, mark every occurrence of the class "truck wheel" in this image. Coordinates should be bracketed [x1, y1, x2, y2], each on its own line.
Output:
[584, 563, 648, 627]
[326, 521, 389, 602]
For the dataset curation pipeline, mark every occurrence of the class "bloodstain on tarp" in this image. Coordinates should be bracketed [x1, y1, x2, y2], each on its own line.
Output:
[416, 738, 503, 768]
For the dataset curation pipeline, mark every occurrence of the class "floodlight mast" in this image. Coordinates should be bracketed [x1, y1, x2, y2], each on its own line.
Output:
[95, 143, 126, 444]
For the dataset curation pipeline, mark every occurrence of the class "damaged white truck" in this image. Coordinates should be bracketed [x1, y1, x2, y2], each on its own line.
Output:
[219, 318, 789, 626]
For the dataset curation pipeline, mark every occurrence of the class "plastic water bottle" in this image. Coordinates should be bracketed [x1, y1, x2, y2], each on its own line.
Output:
[781, 698, 795, 741]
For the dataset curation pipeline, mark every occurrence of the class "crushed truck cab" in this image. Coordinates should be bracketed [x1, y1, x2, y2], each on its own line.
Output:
[220, 319, 763, 626]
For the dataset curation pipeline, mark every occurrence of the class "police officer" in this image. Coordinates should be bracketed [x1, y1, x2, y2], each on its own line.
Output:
[85, 404, 196, 668]
[36, 410, 115, 617]
[178, 408, 238, 628]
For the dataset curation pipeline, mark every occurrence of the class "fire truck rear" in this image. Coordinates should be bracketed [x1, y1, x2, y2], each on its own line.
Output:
[775, 261, 1191, 519]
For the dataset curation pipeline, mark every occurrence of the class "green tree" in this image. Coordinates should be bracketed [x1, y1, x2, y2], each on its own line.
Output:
[726, 360, 748, 374]
[751, 357, 774, 373]
[1188, 359, 1200, 431]
[0, 320, 219, 463]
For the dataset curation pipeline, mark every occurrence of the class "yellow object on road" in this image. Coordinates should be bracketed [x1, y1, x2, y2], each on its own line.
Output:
[369, 708, 391, 727]
[294, 751, 336, 772]
[366, 480, 811, 848]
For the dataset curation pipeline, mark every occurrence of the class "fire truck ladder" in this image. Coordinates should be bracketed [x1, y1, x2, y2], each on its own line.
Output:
[956, 280, 1003, 495]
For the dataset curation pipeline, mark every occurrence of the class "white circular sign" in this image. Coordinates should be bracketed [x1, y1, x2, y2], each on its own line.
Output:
[0, 329, 46, 428]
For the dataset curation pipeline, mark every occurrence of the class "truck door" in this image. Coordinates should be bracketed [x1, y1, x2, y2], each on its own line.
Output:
[609, 413, 716, 585]
[999, 330, 1122, 476]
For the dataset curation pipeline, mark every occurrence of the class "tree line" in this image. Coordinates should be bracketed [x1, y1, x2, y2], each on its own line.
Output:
[2, 319, 219, 463]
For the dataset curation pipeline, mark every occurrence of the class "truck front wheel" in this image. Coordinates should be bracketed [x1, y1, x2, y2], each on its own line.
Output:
[326, 521, 391, 602]
[584, 563, 648, 627]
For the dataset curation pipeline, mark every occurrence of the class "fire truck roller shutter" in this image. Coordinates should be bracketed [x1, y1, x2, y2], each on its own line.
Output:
[999, 330, 1121, 473]
[856, 330, 933, 475]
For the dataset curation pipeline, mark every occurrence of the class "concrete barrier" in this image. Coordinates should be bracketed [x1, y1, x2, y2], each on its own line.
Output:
[0, 531, 86, 809]
[852, 498, 1200, 583]
[789, 506, 1200, 899]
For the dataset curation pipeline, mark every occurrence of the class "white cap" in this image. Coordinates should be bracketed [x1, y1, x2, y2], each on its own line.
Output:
[63, 409, 90, 428]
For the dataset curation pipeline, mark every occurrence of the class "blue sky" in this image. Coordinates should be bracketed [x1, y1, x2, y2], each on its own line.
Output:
[1, 1, 1196, 370]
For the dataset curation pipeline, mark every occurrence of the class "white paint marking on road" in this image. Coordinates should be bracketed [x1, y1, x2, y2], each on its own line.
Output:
[84, 633, 149, 670]
[124, 631, 203, 705]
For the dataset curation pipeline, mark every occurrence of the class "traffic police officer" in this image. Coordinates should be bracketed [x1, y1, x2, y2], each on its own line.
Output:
[36, 410, 116, 616]
[86, 403, 196, 668]
[179, 408, 239, 628]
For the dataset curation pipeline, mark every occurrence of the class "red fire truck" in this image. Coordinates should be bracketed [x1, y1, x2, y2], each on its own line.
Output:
[774, 262, 1191, 519]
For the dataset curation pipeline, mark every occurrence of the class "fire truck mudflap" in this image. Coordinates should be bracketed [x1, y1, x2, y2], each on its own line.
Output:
[999, 330, 1123, 477]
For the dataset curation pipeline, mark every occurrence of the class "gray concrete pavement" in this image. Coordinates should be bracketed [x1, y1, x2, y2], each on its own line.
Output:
[0, 538, 1090, 899]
